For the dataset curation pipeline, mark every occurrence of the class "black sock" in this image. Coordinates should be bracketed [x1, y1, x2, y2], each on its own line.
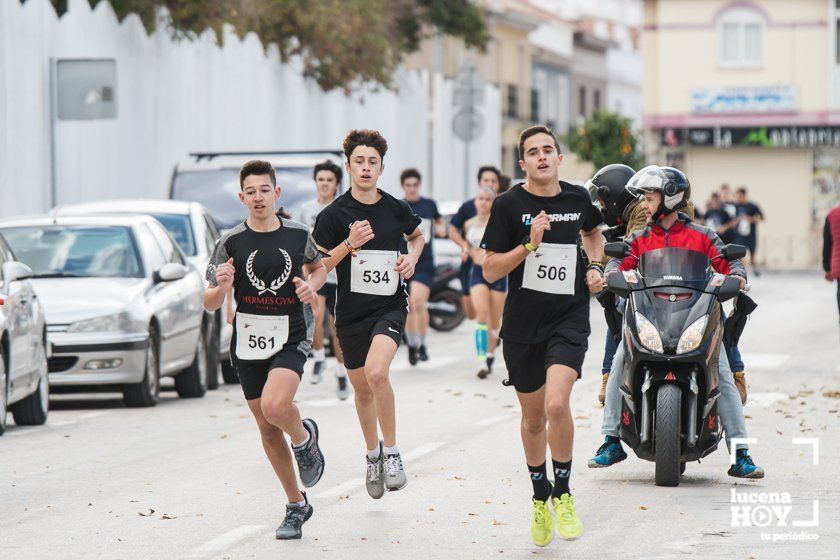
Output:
[552, 459, 572, 498]
[528, 462, 552, 501]
[606, 435, 620, 445]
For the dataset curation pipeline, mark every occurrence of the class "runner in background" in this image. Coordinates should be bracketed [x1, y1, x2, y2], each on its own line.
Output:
[401, 168, 444, 365]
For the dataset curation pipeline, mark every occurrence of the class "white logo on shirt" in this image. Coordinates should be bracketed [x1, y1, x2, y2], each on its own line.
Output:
[521, 213, 581, 225]
[246, 249, 292, 295]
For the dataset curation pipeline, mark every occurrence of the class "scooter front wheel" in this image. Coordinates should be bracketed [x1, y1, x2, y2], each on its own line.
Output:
[654, 383, 682, 487]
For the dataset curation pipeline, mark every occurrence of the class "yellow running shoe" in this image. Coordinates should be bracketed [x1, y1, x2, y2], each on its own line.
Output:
[530, 497, 554, 547]
[552, 493, 582, 540]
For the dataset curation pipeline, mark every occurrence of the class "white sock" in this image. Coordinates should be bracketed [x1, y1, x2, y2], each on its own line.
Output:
[366, 444, 381, 460]
[292, 425, 311, 449]
[334, 362, 346, 378]
[383, 444, 399, 456]
[419, 332, 426, 346]
[291, 499, 306, 507]
[313, 348, 325, 362]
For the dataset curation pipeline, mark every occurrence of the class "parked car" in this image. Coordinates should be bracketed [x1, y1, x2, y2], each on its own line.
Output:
[52, 200, 234, 387]
[0, 214, 208, 407]
[169, 150, 346, 230]
[0, 235, 49, 435]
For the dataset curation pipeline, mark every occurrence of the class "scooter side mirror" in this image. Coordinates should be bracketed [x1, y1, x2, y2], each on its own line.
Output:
[716, 275, 741, 302]
[606, 272, 632, 298]
[604, 241, 631, 259]
[720, 244, 746, 261]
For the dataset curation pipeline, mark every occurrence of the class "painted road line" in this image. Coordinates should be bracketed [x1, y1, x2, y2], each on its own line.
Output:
[188, 524, 268, 558]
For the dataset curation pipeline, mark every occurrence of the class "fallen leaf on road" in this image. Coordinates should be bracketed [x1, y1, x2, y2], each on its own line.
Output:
[639, 506, 648, 510]
[428, 507, 435, 511]
[454, 476, 466, 480]
[823, 391, 840, 399]
[453, 392, 462, 396]
[492, 518, 505, 525]
[474, 393, 487, 398]
[87, 503, 93, 507]
[485, 500, 492, 504]
[220, 433, 228, 439]
[574, 415, 588, 420]
[160, 514, 177, 520]
[468, 512, 478, 516]
[138, 509, 155, 517]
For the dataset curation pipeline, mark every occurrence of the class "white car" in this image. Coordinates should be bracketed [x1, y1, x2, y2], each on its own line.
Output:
[52, 200, 234, 387]
[0, 234, 49, 435]
[0, 214, 208, 407]
[168, 150, 346, 230]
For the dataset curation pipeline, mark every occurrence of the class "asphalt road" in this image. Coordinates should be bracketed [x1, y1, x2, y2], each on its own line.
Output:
[2, 273, 838, 559]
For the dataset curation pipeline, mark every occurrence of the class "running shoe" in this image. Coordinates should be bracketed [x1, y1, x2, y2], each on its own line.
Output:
[530, 496, 554, 547]
[366, 441, 385, 499]
[408, 346, 419, 366]
[336, 375, 350, 401]
[418, 345, 429, 362]
[552, 493, 582, 540]
[384, 452, 408, 491]
[728, 452, 765, 479]
[293, 419, 325, 488]
[310, 360, 325, 385]
[477, 367, 490, 379]
[275, 492, 313, 540]
[587, 438, 627, 468]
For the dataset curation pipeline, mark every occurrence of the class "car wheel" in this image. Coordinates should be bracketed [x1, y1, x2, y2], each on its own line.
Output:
[11, 344, 49, 426]
[175, 328, 208, 398]
[0, 347, 8, 436]
[207, 317, 220, 391]
[123, 327, 160, 407]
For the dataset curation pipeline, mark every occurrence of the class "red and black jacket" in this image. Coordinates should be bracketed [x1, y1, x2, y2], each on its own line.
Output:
[606, 212, 747, 278]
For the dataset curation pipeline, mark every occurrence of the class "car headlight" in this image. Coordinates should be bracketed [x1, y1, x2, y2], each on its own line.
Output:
[677, 315, 709, 354]
[67, 311, 144, 334]
[634, 312, 663, 353]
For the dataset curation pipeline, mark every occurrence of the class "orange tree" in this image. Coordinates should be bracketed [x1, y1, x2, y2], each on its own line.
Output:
[565, 110, 643, 169]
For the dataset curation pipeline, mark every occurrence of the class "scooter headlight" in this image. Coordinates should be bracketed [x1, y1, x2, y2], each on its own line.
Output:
[634, 312, 663, 353]
[677, 315, 709, 354]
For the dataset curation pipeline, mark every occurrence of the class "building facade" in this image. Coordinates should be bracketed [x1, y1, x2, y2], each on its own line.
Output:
[642, 0, 840, 268]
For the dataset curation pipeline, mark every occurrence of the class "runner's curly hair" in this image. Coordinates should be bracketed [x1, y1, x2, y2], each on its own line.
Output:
[343, 129, 388, 161]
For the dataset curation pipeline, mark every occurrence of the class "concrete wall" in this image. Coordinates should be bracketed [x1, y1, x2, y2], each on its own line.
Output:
[0, 0, 500, 217]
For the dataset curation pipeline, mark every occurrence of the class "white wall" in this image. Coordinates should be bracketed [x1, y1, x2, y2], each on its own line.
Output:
[0, 0, 500, 217]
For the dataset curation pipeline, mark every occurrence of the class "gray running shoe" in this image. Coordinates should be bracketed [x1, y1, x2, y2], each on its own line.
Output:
[275, 492, 313, 540]
[384, 453, 407, 491]
[366, 441, 385, 499]
[293, 419, 325, 488]
[336, 375, 350, 401]
[310, 360, 325, 384]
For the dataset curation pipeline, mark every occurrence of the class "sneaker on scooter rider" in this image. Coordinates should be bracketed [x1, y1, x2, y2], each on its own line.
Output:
[728, 449, 765, 479]
[587, 436, 627, 468]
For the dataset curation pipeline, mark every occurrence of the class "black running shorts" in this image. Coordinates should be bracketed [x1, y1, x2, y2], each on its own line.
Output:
[501, 328, 589, 393]
[336, 306, 407, 370]
[231, 346, 307, 400]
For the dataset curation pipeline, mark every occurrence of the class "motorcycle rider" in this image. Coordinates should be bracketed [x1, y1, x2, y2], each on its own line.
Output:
[588, 165, 764, 479]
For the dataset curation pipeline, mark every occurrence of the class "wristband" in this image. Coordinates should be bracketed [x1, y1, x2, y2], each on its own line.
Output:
[344, 238, 358, 256]
[588, 263, 605, 275]
[524, 242, 539, 252]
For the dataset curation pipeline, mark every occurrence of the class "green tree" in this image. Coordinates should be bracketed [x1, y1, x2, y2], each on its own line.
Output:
[565, 110, 643, 170]
[48, 0, 488, 91]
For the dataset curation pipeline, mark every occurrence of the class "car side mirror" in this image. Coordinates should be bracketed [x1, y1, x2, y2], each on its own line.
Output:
[606, 272, 632, 298]
[155, 263, 188, 283]
[720, 244, 746, 261]
[2, 261, 34, 284]
[604, 241, 631, 259]
[716, 275, 741, 302]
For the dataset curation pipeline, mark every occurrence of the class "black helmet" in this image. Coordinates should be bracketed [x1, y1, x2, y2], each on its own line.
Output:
[626, 165, 689, 221]
[585, 164, 637, 226]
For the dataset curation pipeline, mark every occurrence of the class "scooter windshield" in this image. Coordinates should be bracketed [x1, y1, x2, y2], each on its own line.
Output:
[639, 248, 710, 288]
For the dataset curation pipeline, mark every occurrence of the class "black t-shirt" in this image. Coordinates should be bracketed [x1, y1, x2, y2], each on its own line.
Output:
[735, 202, 763, 239]
[313, 189, 422, 327]
[206, 218, 321, 359]
[405, 197, 440, 265]
[480, 182, 603, 343]
[450, 199, 477, 232]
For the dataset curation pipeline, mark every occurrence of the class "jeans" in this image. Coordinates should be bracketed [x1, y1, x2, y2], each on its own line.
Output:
[601, 342, 749, 451]
[723, 317, 744, 372]
[602, 330, 619, 374]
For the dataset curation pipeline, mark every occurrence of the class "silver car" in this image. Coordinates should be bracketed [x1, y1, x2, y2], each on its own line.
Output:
[0, 214, 208, 407]
[0, 235, 49, 434]
[52, 200, 234, 387]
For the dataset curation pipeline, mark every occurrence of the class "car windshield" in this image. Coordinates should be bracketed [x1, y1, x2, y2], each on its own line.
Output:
[1, 226, 143, 278]
[639, 247, 710, 281]
[149, 213, 196, 256]
[171, 167, 316, 230]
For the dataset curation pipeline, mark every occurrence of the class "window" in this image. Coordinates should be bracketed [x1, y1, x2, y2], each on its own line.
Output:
[507, 84, 519, 118]
[147, 222, 185, 265]
[578, 85, 587, 117]
[594, 89, 601, 111]
[530, 88, 540, 122]
[203, 215, 219, 256]
[718, 6, 765, 66]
